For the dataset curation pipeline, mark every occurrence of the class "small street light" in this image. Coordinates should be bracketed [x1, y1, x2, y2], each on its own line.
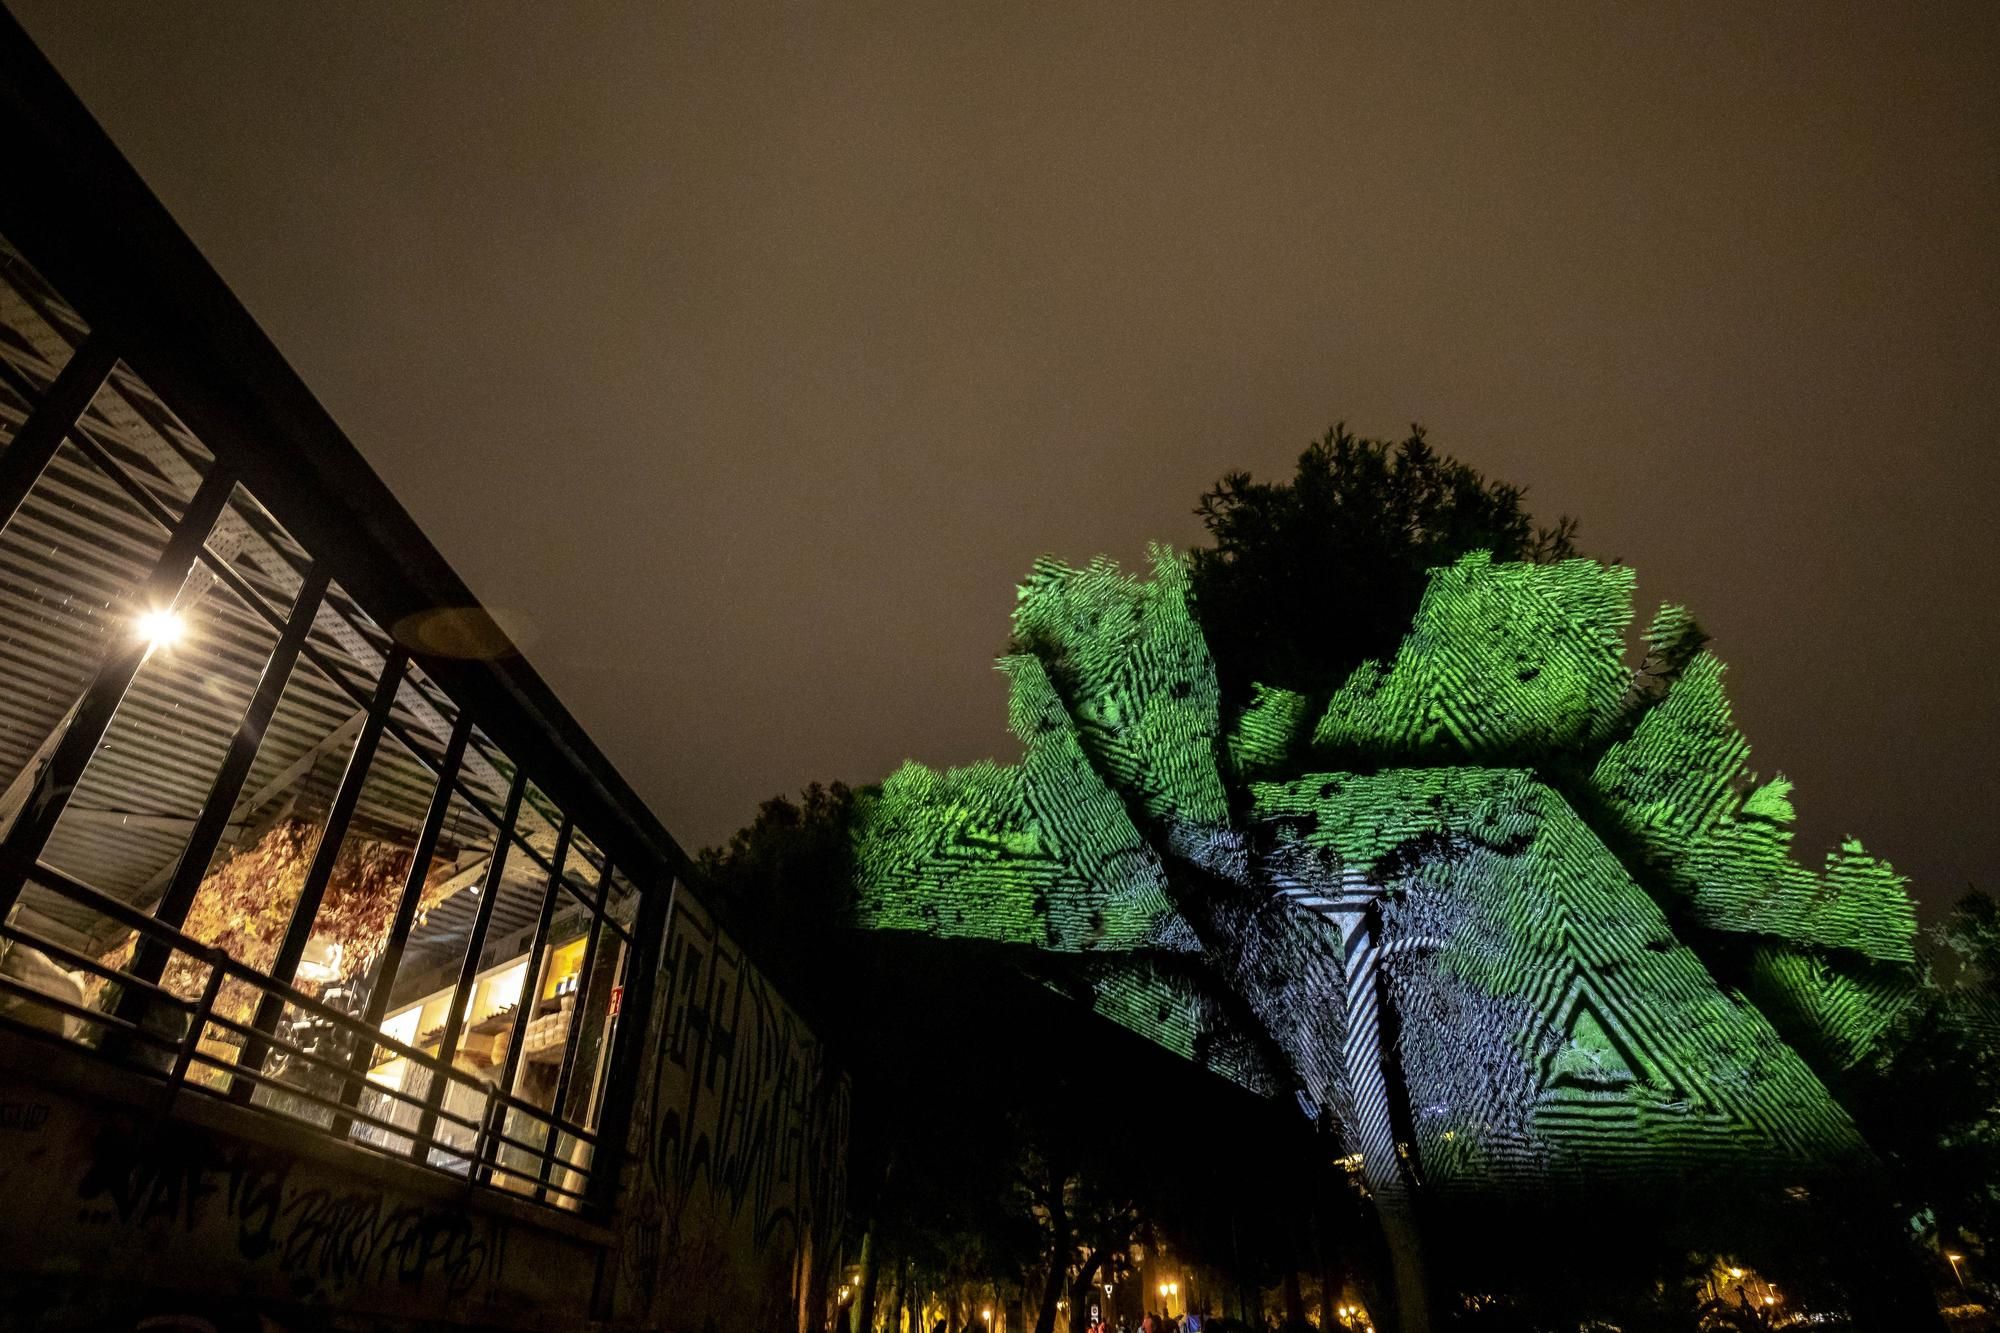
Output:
[1948, 1251, 1967, 1287]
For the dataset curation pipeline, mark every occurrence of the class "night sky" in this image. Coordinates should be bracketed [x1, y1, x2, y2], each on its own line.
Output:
[10, 3, 1996, 918]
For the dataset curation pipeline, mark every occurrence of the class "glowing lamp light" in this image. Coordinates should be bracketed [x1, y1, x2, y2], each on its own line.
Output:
[981, 1309, 992, 1322]
[136, 607, 185, 648]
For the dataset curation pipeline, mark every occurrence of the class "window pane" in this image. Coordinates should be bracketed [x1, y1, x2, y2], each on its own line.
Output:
[457, 725, 518, 825]
[550, 927, 628, 1207]
[253, 730, 440, 1127]
[388, 659, 459, 772]
[0, 441, 172, 841]
[305, 580, 394, 708]
[604, 866, 640, 936]
[71, 363, 216, 522]
[0, 232, 87, 455]
[510, 780, 563, 877]
[164, 652, 363, 1070]
[561, 828, 607, 902]
[205, 483, 311, 621]
[479, 877, 580, 1193]
[39, 569, 279, 902]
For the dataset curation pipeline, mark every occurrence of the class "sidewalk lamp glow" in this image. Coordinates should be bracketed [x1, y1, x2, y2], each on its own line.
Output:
[136, 607, 185, 648]
[982, 1309, 992, 1323]
[1948, 1252, 1966, 1286]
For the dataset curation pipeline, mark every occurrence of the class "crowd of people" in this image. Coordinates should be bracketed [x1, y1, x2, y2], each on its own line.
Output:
[1087, 1312, 1211, 1333]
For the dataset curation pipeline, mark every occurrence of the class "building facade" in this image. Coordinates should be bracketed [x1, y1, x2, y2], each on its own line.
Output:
[0, 13, 845, 1330]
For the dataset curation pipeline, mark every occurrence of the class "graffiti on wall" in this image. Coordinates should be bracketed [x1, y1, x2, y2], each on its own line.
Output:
[619, 891, 849, 1333]
[72, 1119, 500, 1302]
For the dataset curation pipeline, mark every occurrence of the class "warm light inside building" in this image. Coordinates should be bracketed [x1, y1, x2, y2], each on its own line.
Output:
[135, 606, 185, 648]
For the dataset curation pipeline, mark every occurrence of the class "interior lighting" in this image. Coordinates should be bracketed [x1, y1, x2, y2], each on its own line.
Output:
[293, 937, 344, 985]
[136, 607, 185, 648]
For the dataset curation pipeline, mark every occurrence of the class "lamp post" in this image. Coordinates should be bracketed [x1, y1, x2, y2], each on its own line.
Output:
[1948, 1251, 1967, 1288]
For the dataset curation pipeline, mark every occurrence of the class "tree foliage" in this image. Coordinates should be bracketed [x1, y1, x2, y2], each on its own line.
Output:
[1189, 424, 1578, 703]
[1852, 889, 2000, 1263]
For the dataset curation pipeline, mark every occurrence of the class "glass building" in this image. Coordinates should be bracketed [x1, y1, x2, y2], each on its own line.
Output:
[0, 14, 684, 1219]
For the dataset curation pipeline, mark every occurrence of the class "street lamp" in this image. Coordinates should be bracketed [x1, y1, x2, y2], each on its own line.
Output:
[1948, 1251, 1967, 1287]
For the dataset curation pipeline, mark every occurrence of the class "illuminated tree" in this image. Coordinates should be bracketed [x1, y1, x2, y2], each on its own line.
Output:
[845, 543, 1935, 1332]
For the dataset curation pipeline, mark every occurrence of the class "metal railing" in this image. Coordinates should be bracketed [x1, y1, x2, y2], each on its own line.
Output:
[0, 867, 599, 1212]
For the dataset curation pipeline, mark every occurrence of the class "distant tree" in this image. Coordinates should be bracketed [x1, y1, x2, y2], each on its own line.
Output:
[1189, 424, 1578, 703]
[1852, 889, 2000, 1271]
[696, 781, 855, 1008]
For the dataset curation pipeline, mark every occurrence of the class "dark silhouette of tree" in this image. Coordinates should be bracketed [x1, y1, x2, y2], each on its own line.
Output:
[1189, 424, 1578, 705]
[1848, 889, 2000, 1281]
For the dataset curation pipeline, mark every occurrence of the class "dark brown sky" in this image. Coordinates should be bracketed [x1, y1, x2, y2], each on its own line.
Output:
[12, 2, 1997, 916]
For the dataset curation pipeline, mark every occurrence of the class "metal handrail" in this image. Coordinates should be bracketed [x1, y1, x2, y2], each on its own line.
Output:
[16, 865, 600, 1143]
[0, 873, 598, 1210]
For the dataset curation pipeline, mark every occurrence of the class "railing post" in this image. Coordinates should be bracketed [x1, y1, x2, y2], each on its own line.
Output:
[171, 954, 227, 1086]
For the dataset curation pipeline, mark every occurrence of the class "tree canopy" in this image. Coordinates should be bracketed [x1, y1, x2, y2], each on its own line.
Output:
[1188, 424, 1578, 702]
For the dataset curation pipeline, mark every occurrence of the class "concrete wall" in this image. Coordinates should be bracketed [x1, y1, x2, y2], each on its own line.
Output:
[0, 1031, 610, 1331]
[0, 889, 851, 1333]
[609, 892, 850, 1333]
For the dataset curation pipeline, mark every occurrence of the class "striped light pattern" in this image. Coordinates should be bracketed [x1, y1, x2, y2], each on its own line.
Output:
[847, 545, 1918, 1207]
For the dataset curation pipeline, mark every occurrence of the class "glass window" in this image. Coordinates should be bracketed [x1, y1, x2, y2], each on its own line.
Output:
[39, 565, 279, 902]
[204, 483, 311, 621]
[252, 728, 440, 1127]
[604, 866, 640, 937]
[387, 659, 459, 773]
[548, 925, 628, 1207]
[488, 879, 593, 1194]
[0, 233, 87, 456]
[71, 363, 216, 523]
[304, 580, 394, 709]
[561, 829, 607, 903]
[509, 781, 564, 878]
[456, 725, 518, 828]
[0, 441, 172, 841]
[164, 651, 365, 1074]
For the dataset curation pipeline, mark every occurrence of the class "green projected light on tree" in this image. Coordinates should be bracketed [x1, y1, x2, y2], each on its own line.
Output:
[844, 544, 1922, 1329]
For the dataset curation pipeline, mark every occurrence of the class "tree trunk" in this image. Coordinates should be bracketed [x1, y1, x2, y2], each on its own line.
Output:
[1033, 1259, 1068, 1333]
[1282, 1271, 1307, 1330]
[1066, 1247, 1109, 1333]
